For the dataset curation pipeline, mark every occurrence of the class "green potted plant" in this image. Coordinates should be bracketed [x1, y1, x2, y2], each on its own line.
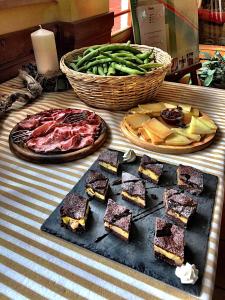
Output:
[198, 51, 225, 89]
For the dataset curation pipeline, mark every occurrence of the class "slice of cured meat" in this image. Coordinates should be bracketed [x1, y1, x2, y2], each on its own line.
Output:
[31, 121, 57, 138]
[18, 115, 42, 130]
[27, 125, 95, 152]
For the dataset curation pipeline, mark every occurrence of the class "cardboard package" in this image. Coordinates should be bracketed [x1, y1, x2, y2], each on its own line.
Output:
[130, 0, 199, 72]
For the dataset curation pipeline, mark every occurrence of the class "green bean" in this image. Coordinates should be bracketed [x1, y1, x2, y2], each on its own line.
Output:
[76, 44, 142, 68]
[92, 66, 98, 74]
[145, 55, 155, 64]
[83, 49, 92, 56]
[139, 63, 163, 69]
[83, 44, 109, 56]
[91, 44, 109, 49]
[136, 49, 153, 60]
[69, 63, 78, 71]
[128, 55, 143, 65]
[117, 50, 133, 54]
[89, 55, 107, 61]
[103, 63, 108, 74]
[107, 64, 116, 76]
[135, 57, 144, 64]
[98, 65, 105, 76]
[112, 53, 133, 57]
[126, 40, 131, 46]
[100, 51, 146, 73]
[115, 55, 143, 65]
[78, 58, 112, 71]
[89, 52, 113, 61]
[111, 53, 143, 64]
[113, 63, 145, 75]
[83, 47, 97, 57]
[70, 55, 83, 66]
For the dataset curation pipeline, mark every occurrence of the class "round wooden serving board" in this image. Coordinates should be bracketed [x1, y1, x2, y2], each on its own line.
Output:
[9, 119, 108, 164]
[120, 115, 216, 155]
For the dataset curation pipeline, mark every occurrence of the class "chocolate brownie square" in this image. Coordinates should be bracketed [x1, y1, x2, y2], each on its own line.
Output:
[138, 154, 163, 184]
[98, 149, 119, 174]
[60, 193, 89, 232]
[121, 172, 146, 208]
[177, 164, 203, 195]
[104, 199, 132, 241]
[164, 188, 197, 227]
[85, 171, 109, 201]
[154, 217, 184, 266]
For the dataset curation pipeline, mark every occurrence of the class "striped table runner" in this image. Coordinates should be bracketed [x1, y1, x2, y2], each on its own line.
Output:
[0, 78, 224, 300]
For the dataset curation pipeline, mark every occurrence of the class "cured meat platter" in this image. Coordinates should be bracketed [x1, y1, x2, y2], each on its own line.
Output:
[9, 108, 108, 163]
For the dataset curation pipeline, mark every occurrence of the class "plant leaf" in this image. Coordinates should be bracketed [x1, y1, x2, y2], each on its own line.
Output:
[202, 61, 210, 67]
[201, 67, 209, 72]
[207, 69, 216, 76]
[204, 74, 214, 87]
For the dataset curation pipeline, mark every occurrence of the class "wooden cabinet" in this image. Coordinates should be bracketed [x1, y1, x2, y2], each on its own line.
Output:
[0, 12, 114, 83]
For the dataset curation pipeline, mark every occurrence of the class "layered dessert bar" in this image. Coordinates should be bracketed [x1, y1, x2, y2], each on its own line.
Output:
[121, 172, 146, 208]
[177, 164, 203, 195]
[138, 154, 163, 184]
[60, 193, 89, 232]
[154, 217, 184, 266]
[98, 149, 119, 174]
[104, 198, 132, 241]
[164, 188, 197, 227]
[85, 171, 109, 201]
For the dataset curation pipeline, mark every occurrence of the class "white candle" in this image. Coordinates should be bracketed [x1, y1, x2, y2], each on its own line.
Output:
[31, 25, 59, 75]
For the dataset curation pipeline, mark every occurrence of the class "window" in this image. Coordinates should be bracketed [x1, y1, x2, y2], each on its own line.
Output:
[109, 0, 131, 35]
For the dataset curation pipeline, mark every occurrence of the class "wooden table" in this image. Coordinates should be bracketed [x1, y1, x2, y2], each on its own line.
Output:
[0, 78, 224, 300]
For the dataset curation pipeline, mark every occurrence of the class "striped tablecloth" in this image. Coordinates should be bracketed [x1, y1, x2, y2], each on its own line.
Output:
[0, 78, 224, 300]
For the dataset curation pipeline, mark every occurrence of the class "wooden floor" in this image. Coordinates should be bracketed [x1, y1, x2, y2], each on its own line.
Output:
[213, 199, 225, 300]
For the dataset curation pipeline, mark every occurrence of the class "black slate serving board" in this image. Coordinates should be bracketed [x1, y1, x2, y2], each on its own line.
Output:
[41, 150, 218, 296]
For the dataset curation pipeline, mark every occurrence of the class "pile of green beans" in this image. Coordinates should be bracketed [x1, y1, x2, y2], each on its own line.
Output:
[68, 43, 163, 76]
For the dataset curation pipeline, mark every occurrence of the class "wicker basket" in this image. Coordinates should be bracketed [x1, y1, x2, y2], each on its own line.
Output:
[60, 44, 172, 111]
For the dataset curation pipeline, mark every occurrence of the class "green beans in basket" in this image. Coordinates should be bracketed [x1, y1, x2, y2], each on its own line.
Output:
[77, 58, 112, 72]
[100, 51, 146, 74]
[76, 44, 142, 68]
[68, 43, 163, 76]
[112, 63, 145, 75]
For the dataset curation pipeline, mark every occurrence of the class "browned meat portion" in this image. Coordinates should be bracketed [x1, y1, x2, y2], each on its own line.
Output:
[17, 108, 102, 153]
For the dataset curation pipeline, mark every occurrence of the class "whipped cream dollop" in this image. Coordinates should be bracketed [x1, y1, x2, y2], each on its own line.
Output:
[123, 149, 136, 163]
[175, 263, 199, 284]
